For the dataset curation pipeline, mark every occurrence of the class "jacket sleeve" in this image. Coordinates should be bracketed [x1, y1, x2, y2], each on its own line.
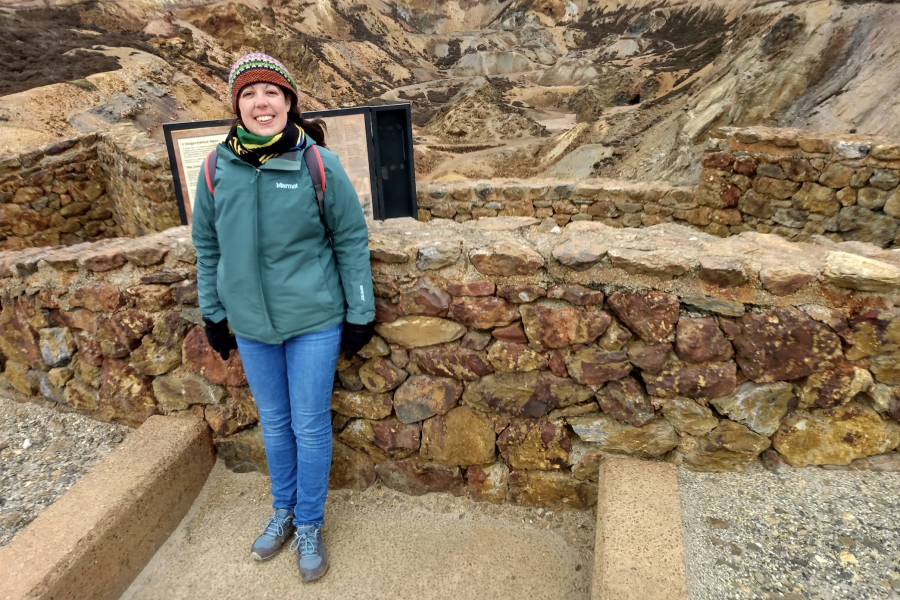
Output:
[190, 161, 227, 324]
[320, 151, 376, 325]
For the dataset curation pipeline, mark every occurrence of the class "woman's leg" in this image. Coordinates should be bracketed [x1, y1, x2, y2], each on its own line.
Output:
[234, 336, 297, 511]
[283, 323, 342, 527]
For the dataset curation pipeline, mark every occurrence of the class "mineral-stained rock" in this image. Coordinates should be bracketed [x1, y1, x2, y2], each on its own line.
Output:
[733, 308, 843, 382]
[74, 332, 103, 367]
[607, 291, 679, 344]
[170, 280, 198, 305]
[519, 303, 610, 350]
[392, 375, 463, 423]
[823, 251, 900, 293]
[676, 318, 734, 363]
[375, 458, 463, 496]
[492, 322, 528, 343]
[329, 439, 376, 490]
[469, 242, 545, 276]
[38, 327, 75, 368]
[358, 357, 408, 393]
[416, 239, 462, 270]
[183, 327, 247, 386]
[598, 376, 655, 427]
[375, 299, 399, 323]
[796, 363, 872, 409]
[0, 301, 43, 369]
[608, 249, 690, 280]
[99, 358, 159, 423]
[449, 297, 520, 329]
[39, 372, 66, 403]
[846, 309, 900, 360]
[793, 182, 840, 215]
[546, 284, 604, 306]
[547, 401, 599, 421]
[551, 238, 606, 271]
[52, 309, 98, 333]
[497, 285, 547, 303]
[754, 177, 800, 200]
[837, 206, 899, 248]
[820, 452, 900, 472]
[331, 388, 393, 420]
[463, 371, 594, 418]
[214, 426, 267, 473]
[597, 319, 633, 351]
[461, 329, 492, 350]
[339, 417, 420, 461]
[642, 362, 737, 399]
[337, 364, 364, 391]
[69, 281, 125, 312]
[681, 420, 771, 471]
[124, 285, 173, 312]
[375, 316, 466, 348]
[565, 347, 631, 385]
[661, 397, 719, 436]
[568, 440, 605, 481]
[710, 381, 796, 437]
[446, 281, 495, 297]
[205, 390, 259, 437]
[759, 264, 815, 296]
[497, 418, 571, 470]
[65, 379, 99, 411]
[152, 312, 192, 349]
[871, 352, 900, 385]
[625, 341, 672, 374]
[679, 296, 745, 318]
[420, 406, 496, 466]
[130, 336, 181, 377]
[399, 280, 451, 317]
[487, 340, 548, 372]
[369, 239, 408, 264]
[507, 470, 596, 509]
[467, 462, 509, 503]
[772, 403, 900, 467]
[410, 347, 493, 380]
[97, 311, 153, 359]
[4, 361, 34, 395]
[151, 374, 224, 412]
[567, 414, 678, 458]
[698, 256, 749, 287]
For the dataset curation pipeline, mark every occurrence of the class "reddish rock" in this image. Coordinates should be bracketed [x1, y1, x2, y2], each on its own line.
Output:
[548, 350, 568, 377]
[420, 406, 496, 466]
[140, 271, 186, 285]
[546, 284, 604, 306]
[65, 379, 99, 411]
[470, 242, 545, 276]
[642, 362, 737, 400]
[507, 470, 596, 509]
[733, 157, 757, 176]
[170, 280, 198, 305]
[519, 303, 611, 350]
[752, 176, 800, 200]
[845, 308, 900, 360]
[487, 340, 548, 372]
[358, 357, 408, 393]
[759, 265, 815, 296]
[411, 347, 493, 380]
[795, 361, 867, 409]
[681, 420, 772, 472]
[331, 388, 393, 419]
[497, 285, 547, 303]
[0, 300, 43, 369]
[626, 341, 673, 374]
[697, 172, 741, 208]
[368, 239, 408, 263]
[460, 329, 493, 351]
[329, 439, 376, 491]
[183, 326, 248, 386]
[733, 308, 843, 383]
[446, 281, 495, 297]
[565, 348, 632, 385]
[497, 418, 571, 470]
[97, 311, 153, 358]
[702, 152, 734, 169]
[449, 297, 520, 329]
[598, 319, 633, 351]
[462, 371, 594, 418]
[80, 246, 126, 272]
[393, 375, 463, 423]
[130, 335, 181, 376]
[98, 358, 159, 423]
[339, 417, 421, 461]
[551, 238, 606, 271]
[375, 458, 464, 496]
[123, 241, 168, 267]
[399, 280, 451, 316]
[124, 285, 173, 312]
[598, 376, 655, 427]
[607, 291, 680, 344]
[492, 322, 528, 343]
[699, 256, 749, 287]
[676, 317, 734, 363]
[69, 282, 125, 312]
[74, 332, 104, 367]
[205, 390, 260, 437]
[374, 298, 399, 323]
[467, 463, 509, 503]
[152, 312, 192, 349]
[52, 309, 98, 333]
[609, 249, 690, 280]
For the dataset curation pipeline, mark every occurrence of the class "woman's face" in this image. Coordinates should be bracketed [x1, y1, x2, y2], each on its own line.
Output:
[238, 83, 290, 137]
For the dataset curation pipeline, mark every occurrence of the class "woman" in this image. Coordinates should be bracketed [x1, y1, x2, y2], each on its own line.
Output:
[191, 53, 376, 582]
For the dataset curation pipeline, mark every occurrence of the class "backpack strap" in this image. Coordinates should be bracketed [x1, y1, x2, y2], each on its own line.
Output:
[204, 150, 218, 196]
[303, 145, 331, 237]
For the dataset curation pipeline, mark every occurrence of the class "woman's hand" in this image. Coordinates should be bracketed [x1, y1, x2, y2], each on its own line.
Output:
[341, 321, 376, 360]
[203, 317, 238, 360]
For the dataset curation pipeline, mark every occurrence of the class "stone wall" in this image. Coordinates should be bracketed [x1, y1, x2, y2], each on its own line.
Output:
[2, 217, 899, 506]
[0, 128, 179, 251]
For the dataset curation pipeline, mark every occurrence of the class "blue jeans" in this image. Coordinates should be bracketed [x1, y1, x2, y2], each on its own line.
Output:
[235, 323, 342, 527]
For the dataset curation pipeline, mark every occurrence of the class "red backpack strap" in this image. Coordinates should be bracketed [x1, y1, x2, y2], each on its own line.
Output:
[204, 150, 218, 196]
[303, 145, 330, 236]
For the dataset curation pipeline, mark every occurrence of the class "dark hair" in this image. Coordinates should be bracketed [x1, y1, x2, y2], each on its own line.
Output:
[234, 85, 327, 148]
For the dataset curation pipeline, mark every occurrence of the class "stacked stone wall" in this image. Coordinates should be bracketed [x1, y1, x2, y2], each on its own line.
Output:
[1, 217, 899, 508]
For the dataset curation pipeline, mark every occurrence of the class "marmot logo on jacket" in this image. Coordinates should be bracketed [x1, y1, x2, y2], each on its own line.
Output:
[276, 182, 299, 189]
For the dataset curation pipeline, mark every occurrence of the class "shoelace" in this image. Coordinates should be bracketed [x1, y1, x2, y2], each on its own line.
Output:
[258, 513, 290, 539]
[289, 529, 320, 556]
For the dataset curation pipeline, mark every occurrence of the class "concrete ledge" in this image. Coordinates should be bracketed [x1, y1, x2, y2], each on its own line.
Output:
[592, 458, 688, 600]
[0, 415, 215, 600]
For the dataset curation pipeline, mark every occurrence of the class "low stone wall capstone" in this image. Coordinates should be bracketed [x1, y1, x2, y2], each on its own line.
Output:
[1, 217, 899, 507]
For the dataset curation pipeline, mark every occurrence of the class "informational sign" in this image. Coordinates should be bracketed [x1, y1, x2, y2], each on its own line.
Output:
[320, 112, 374, 218]
[164, 124, 230, 224]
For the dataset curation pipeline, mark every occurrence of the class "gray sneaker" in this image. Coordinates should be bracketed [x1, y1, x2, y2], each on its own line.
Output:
[290, 525, 329, 582]
[250, 509, 295, 561]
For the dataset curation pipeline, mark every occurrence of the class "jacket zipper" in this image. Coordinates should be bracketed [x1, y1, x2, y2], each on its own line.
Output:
[254, 166, 275, 338]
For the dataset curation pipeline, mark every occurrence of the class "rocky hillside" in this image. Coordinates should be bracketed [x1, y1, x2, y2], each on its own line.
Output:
[1, 0, 898, 184]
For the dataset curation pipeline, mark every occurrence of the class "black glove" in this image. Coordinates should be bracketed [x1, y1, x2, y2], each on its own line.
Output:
[203, 317, 238, 360]
[341, 321, 376, 360]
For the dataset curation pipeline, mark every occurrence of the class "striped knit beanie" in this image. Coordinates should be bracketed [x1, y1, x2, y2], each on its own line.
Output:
[228, 53, 299, 114]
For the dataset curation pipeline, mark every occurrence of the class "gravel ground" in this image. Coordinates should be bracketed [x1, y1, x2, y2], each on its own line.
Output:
[680, 461, 900, 600]
[0, 393, 132, 548]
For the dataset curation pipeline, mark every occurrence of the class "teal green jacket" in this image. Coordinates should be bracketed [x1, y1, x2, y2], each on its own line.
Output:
[191, 140, 375, 344]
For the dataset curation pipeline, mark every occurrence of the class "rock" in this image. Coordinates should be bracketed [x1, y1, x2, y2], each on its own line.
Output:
[0, 300, 43, 369]
[467, 462, 509, 503]
[337, 364, 365, 391]
[823, 251, 900, 292]
[857, 187, 890, 210]
[566, 414, 677, 458]
[123, 241, 168, 266]
[548, 349, 568, 377]
[497, 285, 547, 303]
[375, 458, 463, 496]
[871, 352, 900, 385]
[793, 182, 840, 215]
[759, 264, 815, 295]
[681, 420, 771, 471]
[39, 372, 66, 403]
[449, 297, 520, 329]
[375, 316, 466, 348]
[564, 347, 631, 385]
[375, 299, 399, 323]
[182, 327, 247, 386]
[410, 347, 493, 380]
[569, 440, 605, 481]
[205, 390, 259, 437]
[607, 291, 680, 344]
[772, 403, 900, 467]
[487, 340, 548, 372]
[446, 281, 495, 297]
[733, 308, 843, 382]
[661, 397, 719, 436]
[369, 239, 408, 263]
[507, 470, 596, 509]
[598, 376, 656, 427]
[625, 341, 672, 374]
[399, 280, 450, 317]
[642, 362, 737, 400]
[73, 332, 103, 367]
[738, 190, 775, 219]
[39, 327, 75, 368]
[215, 427, 267, 474]
[97, 311, 153, 359]
[819, 164, 855, 188]
[79, 245, 126, 272]
[358, 357, 408, 393]
[469, 242, 545, 276]
[152, 312, 192, 349]
[551, 238, 606, 270]
[65, 379, 99, 411]
[461, 329, 493, 350]
[752, 177, 800, 199]
[338, 417, 420, 460]
[99, 358, 159, 423]
[492, 322, 528, 343]
[130, 335, 181, 376]
[679, 296, 745, 317]
[420, 406, 496, 466]
[845, 309, 900, 360]
[392, 375, 463, 423]
[597, 319, 633, 351]
[676, 317, 734, 363]
[796, 363, 872, 409]
[4, 361, 35, 395]
[710, 381, 796, 437]
[837, 206, 899, 248]
[151, 374, 224, 412]
[519, 303, 610, 350]
[416, 239, 462, 270]
[124, 285, 173, 312]
[47, 366, 74, 388]
[329, 439, 376, 491]
[546, 284, 604, 306]
[462, 371, 594, 418]
[331, 388, 393, 420]
[497, 418, 571, 470]
[52, 309, 98, 334]
[698, 256, 749, 287]
[608, 248, 690, 280]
